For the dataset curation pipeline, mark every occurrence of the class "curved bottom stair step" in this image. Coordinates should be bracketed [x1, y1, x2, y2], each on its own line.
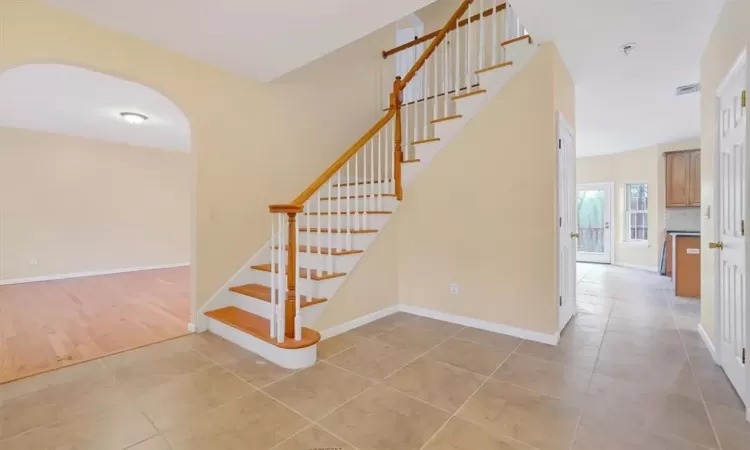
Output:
[204, 306, 320, 350]
[229, 283, 328, 307]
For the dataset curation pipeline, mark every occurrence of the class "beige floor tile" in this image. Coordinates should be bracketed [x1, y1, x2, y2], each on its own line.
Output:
[457, 379, 580, 450]
[705, 402, 750, 450]
[349, 317, 402, 338]
[100, 337, 213, 391]
[0, 360, 131, 440]
[455, 327, 523, 352]
[426, 337, 510, 376]
[222, 353, 297, 388]
[316, 332, 364, 359]
[319, 384, 450, 450]
[493, 353, 592, 401]
[263, 362, 373, 420]
[272, 426, 353, 450]
[188, 332, 255, 366]
[593, 357, 700, 400]
[327, 338, 416, 381]
[134, 364, 254, 432]
[377, 312, 420, 328]
[162, 391, 309, 450]
[571, 416, 710, 450]
[127, 436, 173, 450]
[410, 317, 465, 337]
[580, 373, 666, 428]
[375, 324, 448, 353]
[649, 393, 719, 449]
[383, 357, 485, 413]
[692, 366, 746, 411]
[0, 405, 156, 450]
[516, 340, 600, 371]
[424, 417, 534, 450]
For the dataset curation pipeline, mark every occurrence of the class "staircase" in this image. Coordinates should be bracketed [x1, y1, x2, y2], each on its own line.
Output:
[201, 0, 539, 369]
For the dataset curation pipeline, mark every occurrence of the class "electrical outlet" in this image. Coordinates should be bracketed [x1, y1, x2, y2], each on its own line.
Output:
[450, 283, 459, 295]
[29, 257, 38, 265]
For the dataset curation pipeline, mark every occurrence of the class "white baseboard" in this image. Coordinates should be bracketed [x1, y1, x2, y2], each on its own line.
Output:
[0, 262, 190, 285]
[319, 305, 399, 340]
[614, 263, 659, 272]
[698, 323, 719, 364]
[398, 305, 560, 345]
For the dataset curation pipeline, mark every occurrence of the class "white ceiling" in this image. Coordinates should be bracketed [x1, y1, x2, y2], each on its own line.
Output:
[513, 0, 725, 156]
[0, 64, 191, 151]
[43, 0, 437, 82]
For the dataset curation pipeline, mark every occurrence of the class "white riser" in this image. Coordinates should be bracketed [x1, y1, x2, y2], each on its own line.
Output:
[300, 214, 390, 230]
[247, 267, 345, 299]
[320, 182, 391, 197]
[228, 289, 326, 327]
[310, 196, 398, 212]
[283, 250, 362, 273]
[297, 230, 377, 250]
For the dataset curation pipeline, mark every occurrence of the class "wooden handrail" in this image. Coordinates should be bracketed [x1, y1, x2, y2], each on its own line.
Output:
[400, 0, 473, 88]
[289, 108, 395, 206]
[382, 2, 506, 59]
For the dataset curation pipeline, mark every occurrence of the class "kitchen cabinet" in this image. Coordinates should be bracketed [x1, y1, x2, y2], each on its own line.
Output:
[666, 150, 701, 207]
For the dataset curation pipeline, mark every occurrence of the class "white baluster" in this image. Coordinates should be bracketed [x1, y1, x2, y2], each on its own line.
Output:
[305, 204, 311, 285]
[479, 0, 485, 70]
[491, 0, 498, 66]
[269, 216, 276, 338]
[346, 160, 351, 251]
[294, 215, 301, 341]
[444, 37, 449, 116]
[433, 42, 438, 120]
[404, 100, 410, 162]
[317, 190, 323, 275]
[455, 16, 461, 93]
[377, 127, 383, 210]
[466, 1, 473, 92]
[355, 149, 360, 231]
[336, 169, 341, 251]
[369, 137, 375, 213]
[276, 213, 285, 343]
[412, 99, 418, 158]
[422, 64, 427, 138]
[326, 179, 333, 272]
[389, 121, 395, 193]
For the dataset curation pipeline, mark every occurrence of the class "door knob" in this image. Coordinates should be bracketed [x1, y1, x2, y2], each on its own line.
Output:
[570, 232, 580, 238]
[708, 241, 724, 249]
[604, 222, 610, 230]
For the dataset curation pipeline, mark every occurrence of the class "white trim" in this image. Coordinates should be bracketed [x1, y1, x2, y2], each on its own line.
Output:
[398, 304, 560, 345]
[0, 262, 190, 285]
[698, 323, 719, 364]
[576, 181, 615, 264]
[614, 262, 659, 272]
[319, 305, 399, 340]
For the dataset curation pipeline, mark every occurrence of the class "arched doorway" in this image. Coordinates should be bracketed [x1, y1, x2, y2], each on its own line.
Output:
[0, 63, 193, 383]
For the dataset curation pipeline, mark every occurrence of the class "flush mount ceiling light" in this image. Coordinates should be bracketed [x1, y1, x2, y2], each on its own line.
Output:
[119, 112, 148, 124]
[619, 42, 637, 56]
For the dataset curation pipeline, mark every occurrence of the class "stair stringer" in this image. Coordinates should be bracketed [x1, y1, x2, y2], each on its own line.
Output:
[200, 39, 541, 367]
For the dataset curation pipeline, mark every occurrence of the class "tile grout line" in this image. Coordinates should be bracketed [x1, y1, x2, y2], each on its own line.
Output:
[418, 340, 532, 450]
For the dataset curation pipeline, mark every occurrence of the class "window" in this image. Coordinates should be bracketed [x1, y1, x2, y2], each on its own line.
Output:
[625, 183, 648, 241]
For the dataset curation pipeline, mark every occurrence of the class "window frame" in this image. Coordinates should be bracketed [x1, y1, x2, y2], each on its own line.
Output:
[624, 182, 649, 243]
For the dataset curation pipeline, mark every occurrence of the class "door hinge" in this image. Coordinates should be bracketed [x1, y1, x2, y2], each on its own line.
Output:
[559, 295, 562, 306]
[742, 90, 747, 108]
[558, 139, 562, 149]
[743, 348, 746, 364]
[742, 219, 745, 236]
[559, 217, 562, 227]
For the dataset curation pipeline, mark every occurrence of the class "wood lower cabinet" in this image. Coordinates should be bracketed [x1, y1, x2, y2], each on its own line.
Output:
[666, 150, 701, 207]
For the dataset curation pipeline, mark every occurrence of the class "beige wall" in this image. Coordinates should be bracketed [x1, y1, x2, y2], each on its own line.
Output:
[699, 0, 750, 342]
[0, 1, 419, 321]
[395, 44, 572, 335]
[0, 127, 190, 280]
[577, 137, 699, 270]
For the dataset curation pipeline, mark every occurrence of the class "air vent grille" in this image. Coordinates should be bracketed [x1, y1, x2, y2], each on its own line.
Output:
[676, 83, 700, 96]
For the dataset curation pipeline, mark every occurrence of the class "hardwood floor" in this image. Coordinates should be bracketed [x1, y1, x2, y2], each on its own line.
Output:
[0, 267, 190, 384]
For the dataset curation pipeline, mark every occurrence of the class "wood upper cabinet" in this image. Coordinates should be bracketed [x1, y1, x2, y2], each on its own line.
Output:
[666, 150, 701, 207]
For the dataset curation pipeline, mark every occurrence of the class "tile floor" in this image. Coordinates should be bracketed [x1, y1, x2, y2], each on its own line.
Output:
[0, 263, 747, 449]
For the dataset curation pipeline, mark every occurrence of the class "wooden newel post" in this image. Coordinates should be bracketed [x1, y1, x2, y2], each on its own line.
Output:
[285, 211, 298, 338]
[392, 76, 404, 201]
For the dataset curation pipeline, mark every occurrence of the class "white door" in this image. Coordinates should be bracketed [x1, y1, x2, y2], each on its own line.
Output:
[576, 183, 613, 264]
[558, 113, 576, 330]
[716, 53, 747, 405]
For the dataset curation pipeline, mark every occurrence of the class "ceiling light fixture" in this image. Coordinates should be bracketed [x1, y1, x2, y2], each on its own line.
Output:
[120, 112, 148, 124]
[619, 43, 637, 56]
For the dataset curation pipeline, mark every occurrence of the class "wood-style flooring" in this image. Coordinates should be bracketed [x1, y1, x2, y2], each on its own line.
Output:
[0, 267, 190, 384]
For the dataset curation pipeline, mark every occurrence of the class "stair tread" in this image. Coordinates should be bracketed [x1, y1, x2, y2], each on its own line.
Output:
[273, 245, 364, 256]
[412, 137, 440, 145]
[229, 283, 328, 307]
[204, 306, 320, 349]
[306, 211, 392, 215]
[402, 159, 421, 164]
[501, 34, 532, 46]
[475, 61, 513, 75]
[251, 264, 347, 280]
[431, 114, 463, 124]
[320, 194, 397, 200]
[299, 228, 378, 234]
[453, 89, 487, 100]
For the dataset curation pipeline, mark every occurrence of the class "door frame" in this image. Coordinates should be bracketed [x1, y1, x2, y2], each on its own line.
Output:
[576, 182, 615, 264]
[556, 111, 576, 331]
[712, 47, 749, 408]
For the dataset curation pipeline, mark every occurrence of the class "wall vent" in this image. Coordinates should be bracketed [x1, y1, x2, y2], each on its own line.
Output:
[676, 83, 700, 96]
